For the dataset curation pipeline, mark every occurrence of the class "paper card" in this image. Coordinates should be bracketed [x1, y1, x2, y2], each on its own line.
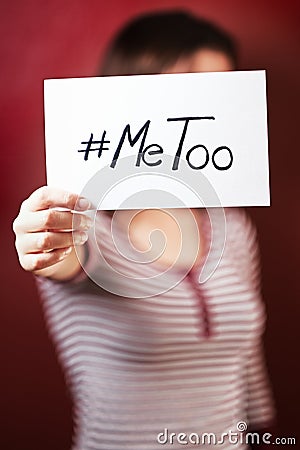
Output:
[44, 70, 270, 209]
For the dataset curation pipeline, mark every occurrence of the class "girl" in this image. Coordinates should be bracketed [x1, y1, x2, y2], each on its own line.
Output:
[13, 11, 275, 449]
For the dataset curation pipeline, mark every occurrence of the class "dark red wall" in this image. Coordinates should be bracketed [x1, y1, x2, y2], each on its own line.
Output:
[1, 1, 299, 448]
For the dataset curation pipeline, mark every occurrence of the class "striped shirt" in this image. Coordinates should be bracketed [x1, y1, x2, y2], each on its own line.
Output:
[36, 207, 275, 449]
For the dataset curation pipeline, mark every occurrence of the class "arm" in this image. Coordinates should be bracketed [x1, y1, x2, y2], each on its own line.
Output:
[245, 340, 276, 431]
[13, 186, 92, 281]
[234, 210, 276, 437]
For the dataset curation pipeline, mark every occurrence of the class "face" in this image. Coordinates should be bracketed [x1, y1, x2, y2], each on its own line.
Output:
[115, 48, 234, 268]
[166, 48, 234, 74]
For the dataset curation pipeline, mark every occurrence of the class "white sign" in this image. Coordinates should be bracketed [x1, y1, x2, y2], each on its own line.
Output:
[44, 70, 270, 209]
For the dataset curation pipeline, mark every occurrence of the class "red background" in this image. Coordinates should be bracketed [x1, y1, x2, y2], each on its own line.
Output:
[1, 1, 299, 448]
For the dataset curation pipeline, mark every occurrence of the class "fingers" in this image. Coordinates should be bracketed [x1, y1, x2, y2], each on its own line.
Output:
[19, 247, 74, 272]
[15, 230, 88, 255]
[13, 186, 93, 274]
[20, 186, 90, 212]
[13, 209, 92, 233]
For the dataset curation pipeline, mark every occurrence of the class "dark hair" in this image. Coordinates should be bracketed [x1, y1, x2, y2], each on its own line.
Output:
[100, 10, 237, 76]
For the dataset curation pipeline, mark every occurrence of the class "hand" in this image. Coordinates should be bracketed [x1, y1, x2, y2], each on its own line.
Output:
[13, 186, 92, 275]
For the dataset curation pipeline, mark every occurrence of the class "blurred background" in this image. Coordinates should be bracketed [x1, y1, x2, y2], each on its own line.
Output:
[1, 1, 299, 448]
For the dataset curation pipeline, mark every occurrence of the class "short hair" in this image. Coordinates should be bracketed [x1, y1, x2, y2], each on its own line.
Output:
[100, 10, 237, 76]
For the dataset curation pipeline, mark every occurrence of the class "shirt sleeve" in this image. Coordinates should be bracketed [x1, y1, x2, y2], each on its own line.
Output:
[230, 209, 276, 429]
[226, 207, 262, 292]
[245, 339, 276, 430]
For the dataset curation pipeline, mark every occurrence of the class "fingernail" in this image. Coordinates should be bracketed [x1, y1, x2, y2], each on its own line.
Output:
[64, 247, 72, 256]
[74, 232, 88, 245]
[77, 197, 90, 210]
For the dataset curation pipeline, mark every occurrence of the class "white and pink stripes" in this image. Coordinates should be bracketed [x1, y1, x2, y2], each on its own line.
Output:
[37, 208, 275, 450]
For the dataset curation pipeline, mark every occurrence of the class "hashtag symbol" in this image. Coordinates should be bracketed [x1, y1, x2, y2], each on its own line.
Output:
[78, 131, 110, 161]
